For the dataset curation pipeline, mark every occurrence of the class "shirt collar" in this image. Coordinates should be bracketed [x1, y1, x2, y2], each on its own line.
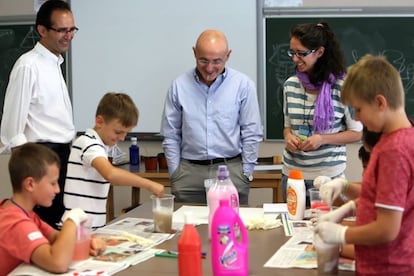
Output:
[35, 42, 64, 65]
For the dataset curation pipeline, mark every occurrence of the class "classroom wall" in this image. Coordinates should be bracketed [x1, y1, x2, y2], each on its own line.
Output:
[0, 0, 409, 215]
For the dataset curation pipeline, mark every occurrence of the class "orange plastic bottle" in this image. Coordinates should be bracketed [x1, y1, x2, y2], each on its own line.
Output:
[178, 213, 203, 276]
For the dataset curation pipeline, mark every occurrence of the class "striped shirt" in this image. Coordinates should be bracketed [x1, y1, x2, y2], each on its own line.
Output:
[64, 128, 110, 228]
[282, 76, 362, 179]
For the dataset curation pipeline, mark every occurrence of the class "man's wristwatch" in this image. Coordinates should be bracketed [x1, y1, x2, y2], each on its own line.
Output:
[243, 172, 253, 182]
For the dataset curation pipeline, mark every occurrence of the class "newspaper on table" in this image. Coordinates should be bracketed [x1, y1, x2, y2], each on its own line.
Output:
[94, 217, 179, 248]
[91, 217, 181, 265]
[280, 212, 314, 236]
[264, 218, 355, 271]
[8, 217, 175, 276]
[8, 260, 129, 276]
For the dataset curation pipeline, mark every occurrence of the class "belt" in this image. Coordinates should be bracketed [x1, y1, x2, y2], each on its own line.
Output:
[186, 154, 241, 165]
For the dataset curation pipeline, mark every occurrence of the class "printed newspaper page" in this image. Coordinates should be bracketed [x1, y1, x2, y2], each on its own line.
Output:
[265, 217, 355, 271]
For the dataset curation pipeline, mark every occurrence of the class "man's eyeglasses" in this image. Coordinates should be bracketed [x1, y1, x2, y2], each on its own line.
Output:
[48, 26, 79, 35]
[196, 58, 224, 66]
[287, 49, 316, 58]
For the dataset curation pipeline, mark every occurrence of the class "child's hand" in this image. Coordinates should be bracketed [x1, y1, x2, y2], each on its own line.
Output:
[151, 182, 165, 197]
[313, 175, 331, 189]
[319, 200, 356, 223]
[90, 236, 106, 256]
[319, 178, 348, 205]
[314, 222, 348, 244]
[61, 208, 88, 227]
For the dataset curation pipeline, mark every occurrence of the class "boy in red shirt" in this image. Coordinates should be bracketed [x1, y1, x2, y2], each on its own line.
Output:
[0, 143, 105, 274]
[315, 55, 414, 275]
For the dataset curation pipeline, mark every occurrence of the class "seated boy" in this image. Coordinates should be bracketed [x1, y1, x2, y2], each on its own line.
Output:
[0, 143, 106, 274]
[64, 92, 164, 229]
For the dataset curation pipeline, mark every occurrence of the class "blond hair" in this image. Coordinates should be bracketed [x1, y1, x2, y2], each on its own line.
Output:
[341, 54, 404, 110]
[96, 92, 139, 127]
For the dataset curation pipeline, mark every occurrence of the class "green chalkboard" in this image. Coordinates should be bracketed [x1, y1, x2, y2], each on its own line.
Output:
[265, 17, 414, 140]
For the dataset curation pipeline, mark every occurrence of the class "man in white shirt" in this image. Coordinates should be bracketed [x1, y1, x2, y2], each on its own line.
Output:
[0, 0, 77, 229]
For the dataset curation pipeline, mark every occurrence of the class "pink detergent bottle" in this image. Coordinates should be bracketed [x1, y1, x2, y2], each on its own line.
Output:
[211, 199, 248, 276]
[207, 165, 239, 239]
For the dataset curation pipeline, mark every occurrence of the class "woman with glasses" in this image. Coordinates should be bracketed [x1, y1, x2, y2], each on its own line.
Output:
[281, 21, 363, 207]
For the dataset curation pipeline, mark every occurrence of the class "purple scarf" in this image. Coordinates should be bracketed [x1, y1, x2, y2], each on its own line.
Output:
[296, 71, 340, 133]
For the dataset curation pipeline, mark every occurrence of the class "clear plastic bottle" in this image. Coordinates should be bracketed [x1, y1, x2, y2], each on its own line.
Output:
[178, 213, 202, 276]
[211, 199, 248, 276]
[286, 169, 306, 220]
[129, 136, 139, 166]
[207, 165, 239, 239]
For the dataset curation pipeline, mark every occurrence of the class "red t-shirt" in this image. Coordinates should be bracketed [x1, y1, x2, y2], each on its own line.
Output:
[356, 127, 414, 275]
[0, 199, 54, 275]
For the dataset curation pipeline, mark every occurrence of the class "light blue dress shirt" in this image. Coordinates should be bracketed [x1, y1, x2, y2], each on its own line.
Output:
[161, 67, 263, 176]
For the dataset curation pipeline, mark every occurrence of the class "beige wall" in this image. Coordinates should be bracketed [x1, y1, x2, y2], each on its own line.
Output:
[0, 0, 35, 17]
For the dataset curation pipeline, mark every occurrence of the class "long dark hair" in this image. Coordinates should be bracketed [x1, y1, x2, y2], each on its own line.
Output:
[290, 21, 346, 85]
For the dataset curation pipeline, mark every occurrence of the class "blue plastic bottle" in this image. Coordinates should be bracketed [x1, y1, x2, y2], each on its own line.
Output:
[211, 199, 248, 276]
[129, 136, 139, 166]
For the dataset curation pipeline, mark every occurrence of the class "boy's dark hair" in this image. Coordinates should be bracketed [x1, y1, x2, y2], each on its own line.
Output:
[290, 21, 346, 84]
[9, 143, 60, 192]
[358, 146, 370, 170]
[362, 127, 381, 151]
[96, 92, 139, 127]
[36, 0, 71, 29]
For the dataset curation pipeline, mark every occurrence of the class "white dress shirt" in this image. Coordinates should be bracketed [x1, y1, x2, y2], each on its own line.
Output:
[1, 42, 75, 153]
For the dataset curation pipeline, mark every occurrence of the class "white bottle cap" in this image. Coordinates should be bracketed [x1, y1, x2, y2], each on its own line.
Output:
[183, 212, 193, 225]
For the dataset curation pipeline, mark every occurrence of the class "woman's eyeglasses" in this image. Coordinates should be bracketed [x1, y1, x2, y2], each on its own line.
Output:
[287, 49, 316, 58]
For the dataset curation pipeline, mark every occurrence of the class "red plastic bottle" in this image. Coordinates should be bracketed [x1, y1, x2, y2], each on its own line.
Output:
[178, 213, 203, 276]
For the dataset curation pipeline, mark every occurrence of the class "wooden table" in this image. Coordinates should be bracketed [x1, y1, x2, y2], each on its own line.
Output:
[112, 202, 354, 276]
[130, 165, 283, 207]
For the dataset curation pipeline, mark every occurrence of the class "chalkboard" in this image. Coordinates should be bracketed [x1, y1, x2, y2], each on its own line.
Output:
[0, 23, 67, 125]
[265, 16, 414, 140]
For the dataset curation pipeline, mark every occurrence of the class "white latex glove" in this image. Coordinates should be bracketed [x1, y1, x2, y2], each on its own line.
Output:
[319, 177, 348, 205]
[314, 221, 348, 244]
[61, 208, 88, 227]
[318, 200, 356, 223]
[313, 175, 331, 189]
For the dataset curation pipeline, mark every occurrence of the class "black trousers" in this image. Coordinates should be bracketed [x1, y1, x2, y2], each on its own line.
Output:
[34, 142, 71, 229]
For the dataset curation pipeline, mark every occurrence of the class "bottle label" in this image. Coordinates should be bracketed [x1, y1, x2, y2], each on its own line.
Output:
[286, 187, 297, 215]
[219, 239, 238, 268]
[230, 194, 238, 209]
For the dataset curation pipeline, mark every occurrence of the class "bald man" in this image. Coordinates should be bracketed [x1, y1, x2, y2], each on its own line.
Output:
[160, 30, 263, 204]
